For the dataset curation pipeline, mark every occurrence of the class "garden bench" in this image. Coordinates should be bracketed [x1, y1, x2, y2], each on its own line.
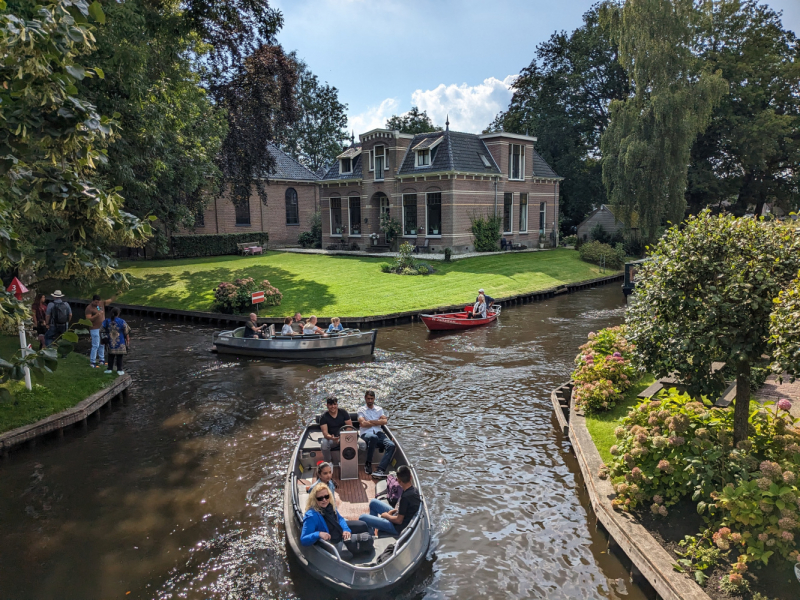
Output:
[237, 242, 263, 255]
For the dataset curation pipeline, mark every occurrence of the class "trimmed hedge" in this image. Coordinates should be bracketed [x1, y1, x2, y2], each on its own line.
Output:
[172, 232, 270, 258]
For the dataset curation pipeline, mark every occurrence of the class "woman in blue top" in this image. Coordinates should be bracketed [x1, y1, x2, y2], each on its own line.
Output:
[301, 482, 352, 548]
[326, 317, 343, 333]
[102, 307, 130, 375]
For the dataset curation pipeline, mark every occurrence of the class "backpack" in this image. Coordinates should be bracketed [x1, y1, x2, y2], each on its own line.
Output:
[344, 532, 374, 555]
[52, 302, 70, 333]
[386, 473, 402, 507]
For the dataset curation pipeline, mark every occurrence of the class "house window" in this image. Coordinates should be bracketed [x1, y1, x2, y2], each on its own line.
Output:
[479, 153, 492, 168]
[503, 193, 513, 234]
[285, 188, 299, 225]
[340, 157, 352, 174]
[508, 143, 524, 180]
[426, 192, 441, 236]
[349, 197, 361, 235]
[374, 145, 385, 180]
[519, 193, 528, 233]
[195, 208, 205, 227]
[330, 197, 342, 235]
[235, 198, 250, 225]
[378, 193, 390, 224]
[403, 194, 418, 236]
[539, 202, 547, 233]
[417, 148, 430, 166]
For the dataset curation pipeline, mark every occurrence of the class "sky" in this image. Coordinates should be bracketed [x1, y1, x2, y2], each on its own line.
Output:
[271, 0, 800, 135]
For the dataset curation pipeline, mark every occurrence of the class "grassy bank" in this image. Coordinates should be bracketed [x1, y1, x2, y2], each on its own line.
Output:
[584, 374, 656, 464]
[0, 336, 115, 434]
[51, 249, 615, 317]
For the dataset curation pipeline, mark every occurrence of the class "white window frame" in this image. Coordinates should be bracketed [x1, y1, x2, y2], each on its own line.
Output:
[340, 157, 352, 175]
[368, 149, 374, 172]
[330, 197, 343, 237]
[503, 192, 513, 234]
[374, 145, 385, 181]
[416, 148, 431, 167]
[539, 202, 547, 234]
[425, 192, 442, 237]
[519, 193, 528, 233]
[508, 143, 525, 181]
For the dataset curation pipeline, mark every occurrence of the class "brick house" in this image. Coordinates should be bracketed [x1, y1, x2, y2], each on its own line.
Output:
[192, 144, 319, 246]
[194, 126, 562, 253]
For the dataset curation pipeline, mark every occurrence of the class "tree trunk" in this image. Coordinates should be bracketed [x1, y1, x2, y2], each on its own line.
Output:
[733, 360, 751, 445]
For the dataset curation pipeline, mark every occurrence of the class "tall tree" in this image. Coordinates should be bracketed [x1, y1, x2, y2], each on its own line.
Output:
[600, 0, 727, 243]
[627, 211, 800, 445]
[687, 0, 800, 217]
[386, 107, 441, 134]
[280, 57, 348, 173]
[82, 0, 227, 254]
[490, 5, 628, 234]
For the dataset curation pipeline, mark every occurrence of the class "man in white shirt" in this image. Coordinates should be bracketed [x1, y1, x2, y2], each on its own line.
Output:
[357, 390, 395, 477]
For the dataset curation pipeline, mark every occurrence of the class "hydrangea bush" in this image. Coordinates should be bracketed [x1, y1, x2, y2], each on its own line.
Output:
[571, 327, 636, 413]
[212, 277, 282, 313]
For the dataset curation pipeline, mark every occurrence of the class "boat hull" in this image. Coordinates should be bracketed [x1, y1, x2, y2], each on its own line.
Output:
[213, 329, 378, 360]
[283, 424, 431, 592]
[420, 305, 500, 331]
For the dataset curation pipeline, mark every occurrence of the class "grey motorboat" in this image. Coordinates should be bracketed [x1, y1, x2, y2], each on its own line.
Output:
[212, 327, 378, 360]
[284, 421, 431, 592]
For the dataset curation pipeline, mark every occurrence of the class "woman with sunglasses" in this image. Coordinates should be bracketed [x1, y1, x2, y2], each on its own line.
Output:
[301, 483, 370, 553]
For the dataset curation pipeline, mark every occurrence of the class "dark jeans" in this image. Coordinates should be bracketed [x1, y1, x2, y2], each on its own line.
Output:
[108, 354, 124, 371]
[361, 430, 395, 472]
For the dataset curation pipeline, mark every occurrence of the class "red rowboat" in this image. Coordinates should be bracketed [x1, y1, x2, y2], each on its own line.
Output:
[419, 305, 501, 332]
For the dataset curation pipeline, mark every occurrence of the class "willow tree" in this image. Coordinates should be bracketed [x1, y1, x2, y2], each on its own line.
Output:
[627, 212, 800, 444]
[600, 0, 727, 243]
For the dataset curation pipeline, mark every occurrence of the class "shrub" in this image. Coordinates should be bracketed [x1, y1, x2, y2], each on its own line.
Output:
[444, 247, 452, 262]
[212, 277, 281, 313]
[578, 240, 625, 269]
[562, 234, 578, 247]
[298, 211, 323, 249]
[571, 327, 636, 413]
[379, 263, 392, 273]
[590, 223, 611, 244]
[380, 213, 402, 248]
[172, 232, 269, 258]
[349, 242, 360, 251]
[298, 231, 317, 248]
[380, 242, 430, 275]
[470, 213, 502, 252]
[417, 265, 429, 275]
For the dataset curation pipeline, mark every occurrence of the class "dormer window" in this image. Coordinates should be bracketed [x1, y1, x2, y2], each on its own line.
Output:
[412, 135, 443, 169]
[509, 143, 524, 180]
[479, 154, 492, 168]
[336, 146, 361, 176]
[340, 157, 352, 174]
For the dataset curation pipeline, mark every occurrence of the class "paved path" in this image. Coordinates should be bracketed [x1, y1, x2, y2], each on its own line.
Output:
[278, 247, 552, 261]
[756, 374, 800, 419]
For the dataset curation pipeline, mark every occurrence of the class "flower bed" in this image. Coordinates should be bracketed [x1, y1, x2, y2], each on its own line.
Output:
[212, 277, 282, 314]
[572, 327, 636, 413]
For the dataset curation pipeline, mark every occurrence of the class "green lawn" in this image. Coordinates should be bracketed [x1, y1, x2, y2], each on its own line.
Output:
[0, 336, 116, 434]
[585, 374, 656, 465]
[52, 249, 613, 317]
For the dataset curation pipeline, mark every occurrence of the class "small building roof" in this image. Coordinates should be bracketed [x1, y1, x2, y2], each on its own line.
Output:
[397, 130, 501, 175]
[321, 143, 363, 180]
[265, 143, 319, 180]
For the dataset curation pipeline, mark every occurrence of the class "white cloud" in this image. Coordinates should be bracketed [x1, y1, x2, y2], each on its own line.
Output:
[347, 97, 400, 135]
[347, 75, 517, 136]
[412, 75, 517, 133]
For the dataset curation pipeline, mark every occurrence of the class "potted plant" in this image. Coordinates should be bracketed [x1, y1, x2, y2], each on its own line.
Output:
[433, 229, 439, 235]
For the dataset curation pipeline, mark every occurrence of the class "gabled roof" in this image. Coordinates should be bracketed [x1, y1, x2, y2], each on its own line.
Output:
[531, 148, 560, 179]
[577, 204, 620, 229]
[337, 146, 362, 159]
[397, 130, 501, 175]
[265, 143, 319, 180]
[321, 143, 363, 180]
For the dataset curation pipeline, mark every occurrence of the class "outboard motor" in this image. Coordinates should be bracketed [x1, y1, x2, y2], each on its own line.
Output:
[339, 428, 359, 480]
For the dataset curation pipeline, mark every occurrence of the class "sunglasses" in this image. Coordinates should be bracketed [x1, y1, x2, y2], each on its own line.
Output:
[316, 494, 330, 501]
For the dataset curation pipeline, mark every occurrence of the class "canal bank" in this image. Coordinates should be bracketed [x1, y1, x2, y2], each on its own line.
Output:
[0, 285, 644, 600]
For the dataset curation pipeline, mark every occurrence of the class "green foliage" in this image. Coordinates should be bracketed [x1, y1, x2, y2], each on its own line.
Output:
[298, 211, 322, 249]
[380, 212, 402, 247]
[279, 57, 349, 172]
[578, 240, 625, 269]
[600, 0, 727, 243]
[470, 214, 503, 252]
[572, 327, 636, 413]
[379, 263, 392, 274]
[172, 232, 269, 259]
[490, 6, 628, 235]
[687, 0, 800, 217]
[562, 235, 578, 247]
[385, 106, 441, 134]
[626, 211, 800, 443]
[770, 274, 800, 378]
[417, 265, 429, 276]
[675, 533, 725, 586]
[444, 247, 452, 262]
[212, 277, 282, 314]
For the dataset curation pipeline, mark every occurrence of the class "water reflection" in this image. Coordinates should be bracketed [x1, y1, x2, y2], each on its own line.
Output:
[0, 285, 641, 599]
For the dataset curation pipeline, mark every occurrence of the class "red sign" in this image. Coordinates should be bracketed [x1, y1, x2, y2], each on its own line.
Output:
[8, 277, 28, 300]
[251, 291, 265, 304]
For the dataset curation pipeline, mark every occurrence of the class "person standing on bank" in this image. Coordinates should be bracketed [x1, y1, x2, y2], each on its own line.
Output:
[85, 293, 117, 368]
[358, 465, 421, 535]
[319, 395, 356, 463]
[44, 290, 72, 347]
[31, 294, 48, 350]
[357, 390, 395, 476]
[102, 307, 130, 375]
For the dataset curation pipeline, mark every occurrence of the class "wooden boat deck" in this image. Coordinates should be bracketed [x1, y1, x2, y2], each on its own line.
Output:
[299, 465, 377, 521]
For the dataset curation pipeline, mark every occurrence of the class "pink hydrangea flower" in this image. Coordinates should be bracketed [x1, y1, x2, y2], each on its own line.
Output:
[778, 398, 793, 411]
[658, 505, 668, 517]
[652, 495, 663, 504]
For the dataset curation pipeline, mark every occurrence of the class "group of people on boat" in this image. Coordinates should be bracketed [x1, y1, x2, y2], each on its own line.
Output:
[299, 391, 421, 558]
[243, 312, 345, 339]
[467, 288, 495, 319]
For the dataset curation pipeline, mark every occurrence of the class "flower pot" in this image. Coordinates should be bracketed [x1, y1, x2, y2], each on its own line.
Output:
[433, 229, 439, 235]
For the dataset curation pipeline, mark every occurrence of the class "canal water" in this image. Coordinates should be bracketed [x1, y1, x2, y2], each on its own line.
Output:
[0, 285, 643, 600]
